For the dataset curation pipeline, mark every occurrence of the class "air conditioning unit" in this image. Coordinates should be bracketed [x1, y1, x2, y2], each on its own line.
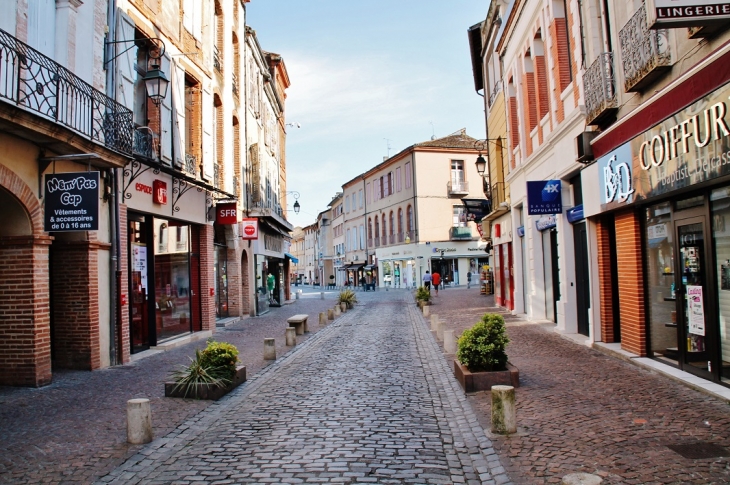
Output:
[576, 131, 598, 163]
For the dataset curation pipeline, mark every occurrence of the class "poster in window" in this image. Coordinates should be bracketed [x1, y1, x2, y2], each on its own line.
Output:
[687, 285, 705, 336]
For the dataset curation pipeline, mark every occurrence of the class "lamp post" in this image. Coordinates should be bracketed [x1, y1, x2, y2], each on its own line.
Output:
[284, 191, 301, 215]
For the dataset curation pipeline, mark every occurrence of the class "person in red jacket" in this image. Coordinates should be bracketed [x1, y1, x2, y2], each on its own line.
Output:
[431, 271, 441, 296]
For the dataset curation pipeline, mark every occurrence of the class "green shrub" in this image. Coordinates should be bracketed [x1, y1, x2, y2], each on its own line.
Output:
[198, 340, 239, 381]
[456, 313, 510, 372]
[415, 286, 431, 302]
[338, 289, 358, 305]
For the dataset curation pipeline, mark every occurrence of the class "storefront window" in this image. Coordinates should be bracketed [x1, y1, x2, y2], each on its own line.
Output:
[711, 188, 730, 384]
[645, 202, 677, 365]
[154, 218, 192, 342]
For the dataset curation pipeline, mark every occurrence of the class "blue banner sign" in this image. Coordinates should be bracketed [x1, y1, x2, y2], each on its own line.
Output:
[527, 180, 562, 215]
[535, 214, 557, 232]
[516, 226, 525, 237]
[566, 205, 585, 224]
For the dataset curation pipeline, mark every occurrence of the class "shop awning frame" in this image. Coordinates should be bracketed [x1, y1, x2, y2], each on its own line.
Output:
[284, 252, 299, 264]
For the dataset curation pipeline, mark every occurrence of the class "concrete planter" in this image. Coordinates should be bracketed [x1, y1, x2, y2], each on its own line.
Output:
[453, 360, 519, 393]
[165, 365, 247, 400]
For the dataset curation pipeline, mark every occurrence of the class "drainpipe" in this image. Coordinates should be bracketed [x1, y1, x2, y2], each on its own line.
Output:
[105, 2, 120, 366]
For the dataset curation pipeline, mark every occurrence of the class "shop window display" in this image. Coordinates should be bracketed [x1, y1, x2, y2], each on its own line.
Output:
[645, 202, 678, 365]
[154, 218, 192, 341]
[711, 188, 730, 383]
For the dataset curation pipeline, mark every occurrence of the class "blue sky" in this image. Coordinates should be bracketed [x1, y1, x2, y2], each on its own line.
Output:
[247, 1, 488, 226]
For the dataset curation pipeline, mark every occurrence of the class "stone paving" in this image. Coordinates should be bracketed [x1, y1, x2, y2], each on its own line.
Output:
[426, 286, 730, 485]
[96, 290, 509, 484]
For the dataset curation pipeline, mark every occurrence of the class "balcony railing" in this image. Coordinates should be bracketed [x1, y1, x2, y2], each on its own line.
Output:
[184, 153, 198, 176]
[488, 79, 503, 108]
[448, 180, 469, 195]
[619, 5, 671, 93]
[406, 230, 415, 242]
[583, 52, 618, 126]
[213, 45, 222, 73]
[397, 232, 404, 243]
[0, 28, 134, 155]
[489, 182, 506, 211]
[450, 226, 473, 240]
[132, 127, 156, 160]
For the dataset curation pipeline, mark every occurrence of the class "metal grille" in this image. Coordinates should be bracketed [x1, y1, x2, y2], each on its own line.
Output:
[619, 5, 671, 92]
[0, 28, 134, 155]
[184, 153, 197, 176]
[583, 52, 617, 125]
[667, 443, 730, 460]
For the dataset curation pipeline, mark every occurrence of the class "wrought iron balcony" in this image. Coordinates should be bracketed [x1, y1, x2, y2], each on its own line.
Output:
[450, 226, 473, 240]
[488, 79, 503, 108]
[213, 45, 222, 73]
[489, 182, 506, 211]
[583, 52, 618, 126]
[619, 6, 671, 93]
[0, 28, 134, 155]
[232, 73, 239, 97]
[448, 180, 469, 196]
[132, 127, 156, 160]
[184, 153, 198, 176]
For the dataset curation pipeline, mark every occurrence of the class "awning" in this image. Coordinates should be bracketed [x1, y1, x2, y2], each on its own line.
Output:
[344, 263, 365, 271]
[461, 198, 492, 221]
[284, 252, 299, 264]
[363, 264, 376, 271]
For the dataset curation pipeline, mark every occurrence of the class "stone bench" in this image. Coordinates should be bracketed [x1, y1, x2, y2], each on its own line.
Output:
[287, 314, 309, 335]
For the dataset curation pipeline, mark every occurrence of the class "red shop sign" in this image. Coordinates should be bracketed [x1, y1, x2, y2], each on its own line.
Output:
[240, 218, 258, 240]
[153, 180, 167, 205]
[216, 203, 237, 225]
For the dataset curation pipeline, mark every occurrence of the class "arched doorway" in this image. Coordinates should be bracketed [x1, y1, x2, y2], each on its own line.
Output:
[0, 185, 52, 386]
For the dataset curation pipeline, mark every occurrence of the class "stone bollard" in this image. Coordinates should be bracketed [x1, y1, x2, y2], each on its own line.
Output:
[561, 473, 603, 485]
[295, 292, 300, 300]
[264, 338, 276, 360]
[334, 305, 341, 316]
[285, 327, 296, 346]
[443, 330, 456, 353]
[320, 291, 324, 300]
[436, 319, 444, 341]
[319, 312, 327, 325]
[491, 385, 516, 434]
[127, 398, 153, 444]
[430, 314, 439, 332]
[327, 308, 334, 320]
[422, 304, 430, 317]
[340, 302, 347, 312]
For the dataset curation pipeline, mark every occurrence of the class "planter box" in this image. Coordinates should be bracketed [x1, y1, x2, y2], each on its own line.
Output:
[453, 360, 519, 393]
[165, 365, 247, 400]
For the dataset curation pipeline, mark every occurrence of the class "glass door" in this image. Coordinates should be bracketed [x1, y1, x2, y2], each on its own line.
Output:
[676, 217, 714, 379]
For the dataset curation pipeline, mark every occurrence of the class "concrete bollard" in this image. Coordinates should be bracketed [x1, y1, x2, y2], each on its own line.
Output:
[327, 308, 334, 320]
[491, 385, 516, 434]
[436, 319, 444, 341]
[334, 305, 341, 316]
[127, 398, 153, 444]
[285, 327, 296, 346]
[295, 292, 300, 300]
[430, 314, 439, 332]
[340, 302, 347, 312]
[443, 329, 456, 353]
[264, 338, 276, 360]
[320, 291, 324, 300]
[422, 304, 430, 317]
[319, 312, 327, 325]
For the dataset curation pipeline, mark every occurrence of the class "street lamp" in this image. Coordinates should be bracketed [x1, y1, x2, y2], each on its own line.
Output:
[473, 138, 504, 178]
[285, 191, 301, 215]
[143, 64, 169, 106]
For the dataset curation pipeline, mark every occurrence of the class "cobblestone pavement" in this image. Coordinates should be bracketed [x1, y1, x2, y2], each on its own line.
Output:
[0, 288, 335, 484]
[426, 286, 730, 485]
[97, 290, 509, 484]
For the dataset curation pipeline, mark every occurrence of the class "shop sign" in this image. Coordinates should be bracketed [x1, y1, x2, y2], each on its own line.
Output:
[566, 205, 585, 224]
[630, 80, 730, 202]
[526, 180, 562, 215]
[598, 143, 635, 211]
[265, 233, 282, 252]
[216, 203, 237, 224]
[517, 226, 525, 237]
[239, 218, 258, 239]
[535, 214, 557, 231]
[153, 180, 167, 205]
[431, 247, 458, 253]
[44, 171, 99, 232]
[647, 0, 730, 28]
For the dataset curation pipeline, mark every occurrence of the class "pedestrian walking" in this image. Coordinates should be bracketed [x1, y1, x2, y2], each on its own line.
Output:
[422, 270, 432, 293]
[267, 273, 276, 304]
[431, 271, 441, 296]
[467, 271, 472, 289]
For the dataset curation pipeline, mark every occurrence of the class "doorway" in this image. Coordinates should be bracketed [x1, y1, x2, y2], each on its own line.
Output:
[574, 222, 591, 336]
[542, 228, 560, 322]
[674, 215, 714, 380]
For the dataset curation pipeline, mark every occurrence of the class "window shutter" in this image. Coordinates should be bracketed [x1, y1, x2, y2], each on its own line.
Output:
[115, 13, 137, 113]
[171, 61, 186, 168]
[202, 86, 213, 180]
[159, 54, 173, 164]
